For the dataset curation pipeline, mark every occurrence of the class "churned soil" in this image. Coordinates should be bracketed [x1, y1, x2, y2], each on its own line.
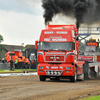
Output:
[0, 75, 100, 100]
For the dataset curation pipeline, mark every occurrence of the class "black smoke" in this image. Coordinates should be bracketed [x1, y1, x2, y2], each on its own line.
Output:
[42, 0, 98, 29]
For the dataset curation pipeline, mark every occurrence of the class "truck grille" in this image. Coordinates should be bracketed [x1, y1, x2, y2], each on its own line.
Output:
[45, 55, 65, 62]
[45, 70, 63, 76]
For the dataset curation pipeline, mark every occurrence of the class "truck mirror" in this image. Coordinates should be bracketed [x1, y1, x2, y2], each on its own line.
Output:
[76, 37, 79, 41]
[35, 40, 38, 50]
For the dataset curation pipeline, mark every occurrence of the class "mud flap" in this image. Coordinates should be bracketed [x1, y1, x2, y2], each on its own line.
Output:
[83, 62, 94, 79]
[77, 69, 84, 81]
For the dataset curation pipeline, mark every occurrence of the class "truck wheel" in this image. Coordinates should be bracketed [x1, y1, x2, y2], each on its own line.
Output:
[39, 75, 46, 81]
[70, 68, 77, 82]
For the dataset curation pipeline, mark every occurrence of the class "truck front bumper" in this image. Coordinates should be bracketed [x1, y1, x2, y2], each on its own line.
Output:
[37, 64, 75, 76]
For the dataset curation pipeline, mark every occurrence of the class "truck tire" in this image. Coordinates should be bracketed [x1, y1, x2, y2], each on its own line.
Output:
[70, 68, 77, 82]
[39, 75, 46, 81]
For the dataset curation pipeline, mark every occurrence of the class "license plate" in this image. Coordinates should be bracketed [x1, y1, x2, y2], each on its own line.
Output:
[51, 67, 58, 69]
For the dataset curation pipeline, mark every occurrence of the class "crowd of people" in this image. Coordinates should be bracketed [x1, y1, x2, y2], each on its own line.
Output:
[1, 57, 39, 70]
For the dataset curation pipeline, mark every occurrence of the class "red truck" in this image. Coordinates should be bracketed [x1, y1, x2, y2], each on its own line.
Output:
[35, 25, 85, 82]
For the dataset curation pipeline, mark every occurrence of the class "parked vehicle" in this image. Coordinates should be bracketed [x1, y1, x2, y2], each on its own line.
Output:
[5, 50, 30, 69]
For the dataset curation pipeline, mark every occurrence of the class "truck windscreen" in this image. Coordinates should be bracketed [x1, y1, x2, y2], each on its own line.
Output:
[38, 42, 73, 51]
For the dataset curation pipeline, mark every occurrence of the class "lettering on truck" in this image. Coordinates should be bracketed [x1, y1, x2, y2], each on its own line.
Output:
[44, 31, 53, 34]
[44, 38, 67, 42]
[56, 31, 68, 34]
[52, 38, 67, 42]
[44, 38, 50, 41]
[44, 31, 68, 34]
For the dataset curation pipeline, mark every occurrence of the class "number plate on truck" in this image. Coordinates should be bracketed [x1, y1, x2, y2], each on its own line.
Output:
[45, 70, 63, 76]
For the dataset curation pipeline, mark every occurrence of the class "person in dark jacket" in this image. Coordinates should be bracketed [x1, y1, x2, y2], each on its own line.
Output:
[30, 60, 34, 69]
[9, 59, 14, 70]
[31, 59, 39, 69]
[33, 59, 39, 70]
[31, 60, 36, 69]
[18, 58, 23, 69]
[2, 58, 5, 63]
[35, 60, 39, 70]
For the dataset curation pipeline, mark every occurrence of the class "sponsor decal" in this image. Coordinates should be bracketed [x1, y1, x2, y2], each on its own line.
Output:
[50, 56, 60, 61]
[79, 56, 93, 61]
[44, 38, 50, 41]
[72, 30, 75, 37]
[56, 31, 68, 34]
[52, 38, 67, 42]
[86, 42, 99, 47]
[44, 31, 68, 34]
[44, 31, 53, 34]
[44, 38, 67, 42]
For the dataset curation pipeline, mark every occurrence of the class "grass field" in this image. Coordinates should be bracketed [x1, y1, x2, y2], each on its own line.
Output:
[0, 69, 37, 73]
[82, 95, 100, 100]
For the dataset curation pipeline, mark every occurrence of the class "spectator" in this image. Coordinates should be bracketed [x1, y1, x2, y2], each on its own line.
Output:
[9, 59, 14, 70]
[14, 58, 18, 69]
[2, 58, 5, 63]
[32, 60, 36, 69]
[31, 60, 34, 69]
[18, 58, 23, 69]
[35, 60, 39, 70]
[32, 59, 39, 69]
[24, 58, 29, 69]
[5, 58, 7, 63]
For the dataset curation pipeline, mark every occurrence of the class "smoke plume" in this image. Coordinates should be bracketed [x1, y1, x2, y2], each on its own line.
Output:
[42, 0, 99, 29]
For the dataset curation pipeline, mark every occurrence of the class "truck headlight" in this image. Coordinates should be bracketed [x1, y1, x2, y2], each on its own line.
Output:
[39, 67, 44, 69]
[65, 67, 71, 69]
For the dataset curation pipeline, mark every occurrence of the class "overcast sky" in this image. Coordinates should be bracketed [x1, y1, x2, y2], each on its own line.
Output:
[0, 0, 77, 46]
[0, 0, 44, 46]
[0, 0, 99, 46]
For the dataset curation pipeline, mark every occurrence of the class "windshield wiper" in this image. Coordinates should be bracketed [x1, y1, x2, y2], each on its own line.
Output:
[58, 49, 66, 52]
[49, 49, 56, 51]
[41, 49, 48, 52]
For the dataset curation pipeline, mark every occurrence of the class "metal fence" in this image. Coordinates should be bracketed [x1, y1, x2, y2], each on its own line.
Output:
[0, 63, 9, 70]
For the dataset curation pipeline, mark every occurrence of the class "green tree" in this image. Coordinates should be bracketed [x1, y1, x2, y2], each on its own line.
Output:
[0, 35, 3, 43]
[0, 34, 4, 59]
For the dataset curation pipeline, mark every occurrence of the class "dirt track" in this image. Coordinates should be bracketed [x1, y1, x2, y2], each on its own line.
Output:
[0, 75, 100, 100]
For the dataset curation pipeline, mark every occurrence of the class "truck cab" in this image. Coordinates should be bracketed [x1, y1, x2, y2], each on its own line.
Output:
[35, 25, 84, 82]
